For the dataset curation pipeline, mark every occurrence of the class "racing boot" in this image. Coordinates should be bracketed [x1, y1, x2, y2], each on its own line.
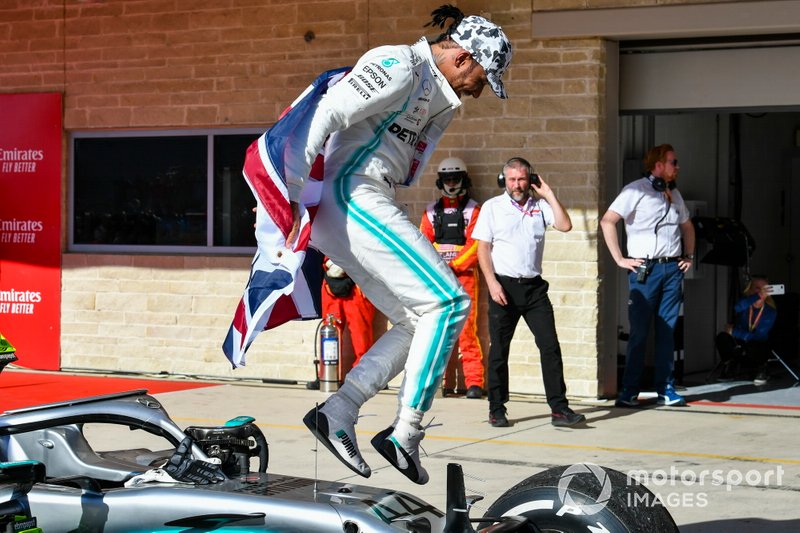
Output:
[371, 419, 429, 485]
[303, 401, 371, 478]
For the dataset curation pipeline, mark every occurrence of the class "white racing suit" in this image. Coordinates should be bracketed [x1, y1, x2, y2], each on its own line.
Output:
[287, 38, 470, 413]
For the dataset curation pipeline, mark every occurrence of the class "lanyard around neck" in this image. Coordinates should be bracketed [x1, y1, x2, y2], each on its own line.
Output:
[748, 303, 765, 332]
[510, 197, 536, 217]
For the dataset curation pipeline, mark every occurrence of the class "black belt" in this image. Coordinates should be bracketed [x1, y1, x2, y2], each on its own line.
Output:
[638, 257, 681, 264]
[496, 274, 543, 285]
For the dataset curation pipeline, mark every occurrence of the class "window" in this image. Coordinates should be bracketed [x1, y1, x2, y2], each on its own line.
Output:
[213, 134, 261, 247]
[70, 130, 262, 253]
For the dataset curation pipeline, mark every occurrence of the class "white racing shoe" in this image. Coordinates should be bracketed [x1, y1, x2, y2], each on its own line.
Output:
[371, 420, 429, 485]
[303, 403, 371, 478]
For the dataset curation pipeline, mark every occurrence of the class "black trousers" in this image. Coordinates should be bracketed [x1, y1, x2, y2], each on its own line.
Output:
[487, 276, 568, 413]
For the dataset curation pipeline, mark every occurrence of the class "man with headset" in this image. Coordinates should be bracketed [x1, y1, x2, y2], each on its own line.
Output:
[474, 157, 586, 428]
[600, 143, 696, 408]
[420, 157, 485, 399]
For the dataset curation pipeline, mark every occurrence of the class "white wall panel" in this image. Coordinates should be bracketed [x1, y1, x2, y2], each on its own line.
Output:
[621, 46, 800, 111]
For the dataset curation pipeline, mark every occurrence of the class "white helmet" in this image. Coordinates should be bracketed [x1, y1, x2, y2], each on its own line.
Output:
[436, 157, 470, 198]
[437, 157, 468, 174]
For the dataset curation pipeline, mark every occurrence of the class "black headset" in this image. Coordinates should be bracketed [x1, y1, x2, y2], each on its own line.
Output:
[649, 175, 676, 192]
[497, 157, 540, 188]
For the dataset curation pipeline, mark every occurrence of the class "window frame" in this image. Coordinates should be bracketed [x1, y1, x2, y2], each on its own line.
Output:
[68, 128, 264, 254]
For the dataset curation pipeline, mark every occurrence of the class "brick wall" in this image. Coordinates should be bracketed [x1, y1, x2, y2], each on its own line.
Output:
[534, 0, 733, 8]
[2, 0, 718, 398]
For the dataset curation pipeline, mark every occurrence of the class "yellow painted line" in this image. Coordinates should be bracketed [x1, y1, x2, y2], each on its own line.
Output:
[425, 434, 800, 466]
[174, 417, 800, 466]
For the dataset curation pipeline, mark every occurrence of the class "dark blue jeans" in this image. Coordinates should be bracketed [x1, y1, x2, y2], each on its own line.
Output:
[623, 261, 683, 394]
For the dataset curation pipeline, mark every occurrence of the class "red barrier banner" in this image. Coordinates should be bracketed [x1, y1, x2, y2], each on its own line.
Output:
[0, 93, 62, 370]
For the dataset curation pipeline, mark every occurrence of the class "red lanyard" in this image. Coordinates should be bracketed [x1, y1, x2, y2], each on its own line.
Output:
[748, 303, 765, 332]
[511, 197, 537, 217]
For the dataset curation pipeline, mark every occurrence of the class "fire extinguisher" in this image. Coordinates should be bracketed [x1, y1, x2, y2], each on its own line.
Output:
[318, 314, 341, 392]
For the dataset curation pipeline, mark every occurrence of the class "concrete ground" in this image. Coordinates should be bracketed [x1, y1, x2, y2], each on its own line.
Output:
[133, 374, 800, 532]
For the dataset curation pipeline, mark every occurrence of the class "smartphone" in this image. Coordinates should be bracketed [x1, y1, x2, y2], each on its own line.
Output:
[765, 284, 785, 295]
[530, 173, 541, 187]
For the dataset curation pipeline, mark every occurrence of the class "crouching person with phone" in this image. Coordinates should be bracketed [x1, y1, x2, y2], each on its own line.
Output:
[715, 275, 778, 385]
[473, 157, 586, 428]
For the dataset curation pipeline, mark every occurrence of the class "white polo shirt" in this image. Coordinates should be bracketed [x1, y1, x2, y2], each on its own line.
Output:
[607, 177, 690, 259]
[472, 191, 554, 278]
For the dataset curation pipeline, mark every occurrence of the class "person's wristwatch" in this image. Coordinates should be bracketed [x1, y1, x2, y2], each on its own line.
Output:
[684, 254, 695, 261]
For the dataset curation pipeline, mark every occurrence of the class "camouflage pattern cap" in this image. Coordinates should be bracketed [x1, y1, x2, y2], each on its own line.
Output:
[450, 15, 512, 99]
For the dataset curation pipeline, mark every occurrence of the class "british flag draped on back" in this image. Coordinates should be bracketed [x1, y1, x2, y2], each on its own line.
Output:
[222, 67, 350, 368]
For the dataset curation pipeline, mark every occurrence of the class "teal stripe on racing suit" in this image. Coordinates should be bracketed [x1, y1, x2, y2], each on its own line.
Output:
[331, 128, 470, 410]
[303, 38, 469, 412]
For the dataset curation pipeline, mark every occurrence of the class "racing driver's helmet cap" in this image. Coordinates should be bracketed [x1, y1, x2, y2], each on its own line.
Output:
[450, 15, 513, 99]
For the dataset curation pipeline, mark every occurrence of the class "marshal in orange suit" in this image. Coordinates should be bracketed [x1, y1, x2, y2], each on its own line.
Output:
[321, 257, 376, 370]
[420, 157, 485, 398]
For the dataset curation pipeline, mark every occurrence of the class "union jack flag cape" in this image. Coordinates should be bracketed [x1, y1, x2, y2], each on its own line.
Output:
[222, 67, 350, 368]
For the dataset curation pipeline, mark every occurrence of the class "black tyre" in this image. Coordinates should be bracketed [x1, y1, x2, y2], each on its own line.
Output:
[480, 464, 678, 533]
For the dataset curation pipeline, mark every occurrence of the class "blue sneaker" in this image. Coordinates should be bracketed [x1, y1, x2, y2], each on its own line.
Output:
[615, 389, 640, 407]
[657, 387, 687, 406]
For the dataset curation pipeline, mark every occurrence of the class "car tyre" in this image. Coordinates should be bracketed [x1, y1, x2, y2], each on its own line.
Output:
[479, 464, 679, 533]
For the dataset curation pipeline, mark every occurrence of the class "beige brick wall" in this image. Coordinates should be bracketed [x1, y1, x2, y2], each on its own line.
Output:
[532, 0, 739, 9]
[2, 0, 734, 398]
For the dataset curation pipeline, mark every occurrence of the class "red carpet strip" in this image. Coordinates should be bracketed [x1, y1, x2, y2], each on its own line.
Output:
[1, 370, 218, 411]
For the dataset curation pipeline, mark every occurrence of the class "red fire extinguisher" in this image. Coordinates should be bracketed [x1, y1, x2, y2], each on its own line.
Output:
[319, 314, 341, 392]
